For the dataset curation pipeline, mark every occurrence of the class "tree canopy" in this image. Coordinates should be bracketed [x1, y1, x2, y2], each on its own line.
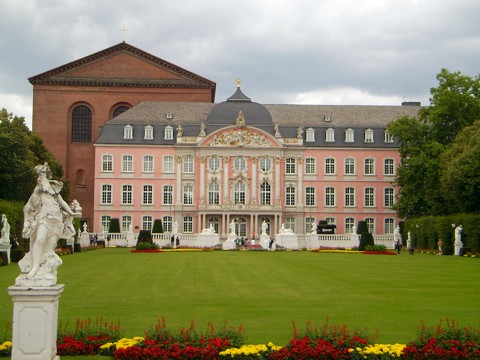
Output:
[388, 69, 480, 218]
[0, 108, 66, 202]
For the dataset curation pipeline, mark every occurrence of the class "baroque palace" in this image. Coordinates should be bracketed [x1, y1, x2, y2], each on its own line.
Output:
[29, 42, 420, 238]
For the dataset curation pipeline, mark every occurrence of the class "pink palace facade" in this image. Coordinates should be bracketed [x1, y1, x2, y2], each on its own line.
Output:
[93, 84, 421, 238]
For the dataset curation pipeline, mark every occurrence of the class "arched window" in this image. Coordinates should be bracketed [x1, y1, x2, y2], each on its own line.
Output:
[71, 105, 92, 142]
[113, 105, 130, 118]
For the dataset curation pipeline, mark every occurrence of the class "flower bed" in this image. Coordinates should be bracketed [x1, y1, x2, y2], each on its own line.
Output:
[3, 318, 480, 358]
[130, 249, 163, 253]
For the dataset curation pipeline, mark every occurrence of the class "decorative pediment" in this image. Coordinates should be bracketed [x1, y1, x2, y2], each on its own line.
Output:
[29, 42, 215, 91]
[207, 128, 272, 147]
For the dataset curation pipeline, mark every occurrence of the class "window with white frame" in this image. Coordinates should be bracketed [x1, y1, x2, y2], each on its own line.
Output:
[123, 125, 133, 139]
[364, 128, 374, 143]
[384, 188, 395, 207]
[234, 182, 246, 204]
[384, 218, 395, 234]
[325, 187, 336, 206]
[260, 157, 272, 172]
[163, 215, 172, 232]
[345, 128, 354, 142]
[384, 158, 395, 175]
[143, 155, 154, 173]
[208, 182, 220, 204]
[102, 154, 113, 172]
[208, 216, 219, 234]
[384, 130, 394, 143]
[345, 217, 355, 233]
[325, 158, 336, 175]
[326, 217, 336, 226]
[142, 184, 153, 205]
[344, 158, 355, 175]
[183, 184, 193, 205]
[101, 184, 112, 204]
[163, 185, 173, 205]
[306, 217, 316, 234]
[345, 187, 355, 207]
[122, 154, 133, 172]
[260, 182, 271, 205]
[306, 128, 315, 142]
[163, 155, 174, 173]
[122, 215, 132, 232]
[208, 156, 220, 172]
[164, 125, 173, 140]
[365, 218, 375, 233]
[122, 184, 133, 204]
[183, 216, 193, 233]
[364, 187, 375, 207]
[364, 158, 375, 175]
[101, 215, 111, 232]
[144, 125, 154, 140]
[142, 215, 153, 231]
[183, 155, 194, 173]
[234, 156, 246, 172]
[285, 217, 295, 232]
[305, 158, 316, 174]
[286, 186, 296, 206]
[285, 158, 296, 174]
[305, 187, 315, 206]
[325, 128, 335, 142]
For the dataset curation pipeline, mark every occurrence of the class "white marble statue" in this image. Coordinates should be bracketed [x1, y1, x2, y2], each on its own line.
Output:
[393, 225, 401, 248]
[82, 222, 88, 233]
[202, 224, 216, 234]
[310, 222, 317, 234]
[279, 223, 293, 234]
[229, 220, 236, 235]
[172, 221, 179, 235]
[17, 163, 82, 285]
[261, 220, 268, 235]
[1, 214, 10, 243]
[454, 225, 463, 255]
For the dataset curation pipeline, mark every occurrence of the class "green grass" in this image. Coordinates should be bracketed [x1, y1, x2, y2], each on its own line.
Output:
[1, 248, 479, 348]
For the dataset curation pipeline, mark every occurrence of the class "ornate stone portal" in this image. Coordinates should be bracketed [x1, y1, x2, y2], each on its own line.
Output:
[8, 163, 82, 360]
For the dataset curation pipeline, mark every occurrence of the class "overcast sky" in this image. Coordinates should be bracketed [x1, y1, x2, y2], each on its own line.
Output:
[2, 0, 480, 128]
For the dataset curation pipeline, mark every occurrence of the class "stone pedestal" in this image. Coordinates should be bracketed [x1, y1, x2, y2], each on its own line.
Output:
[80, 232, 90, 246]
[0, 243, 11, 263]
[222, 234, 237, 250]
[197, 233, 220, 247]
[275, 233, 299, 249]
[8, 284, 64, 360]
[259, 234, 270, 250]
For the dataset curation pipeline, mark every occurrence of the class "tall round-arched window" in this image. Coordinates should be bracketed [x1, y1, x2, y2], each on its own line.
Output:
[71, 105, 92, 142]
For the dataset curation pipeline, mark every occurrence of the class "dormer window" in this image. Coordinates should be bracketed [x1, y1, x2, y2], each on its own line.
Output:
[144, 125, 154, 140]
[384, 130, 394, 143]
[306, 128, 315, 142]
[123, 125, 133, 139]
[345, 128, 354, 142]
[325, 128, 335, 142]
[364, 128, 374, 143]
[164, 125, 173, 140]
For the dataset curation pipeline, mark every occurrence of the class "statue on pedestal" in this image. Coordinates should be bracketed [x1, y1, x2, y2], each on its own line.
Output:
[17, 163, 82, 286]
[1, 214, 10, 244]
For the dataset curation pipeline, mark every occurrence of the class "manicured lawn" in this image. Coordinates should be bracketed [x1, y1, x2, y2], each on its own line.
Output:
[1, 248, 479, 348]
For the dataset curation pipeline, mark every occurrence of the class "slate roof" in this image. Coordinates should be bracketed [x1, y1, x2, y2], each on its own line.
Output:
[96, 86, 422, 148]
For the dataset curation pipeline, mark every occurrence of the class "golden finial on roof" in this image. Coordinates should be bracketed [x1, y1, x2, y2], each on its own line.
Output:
[236, 78, 241, 87]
